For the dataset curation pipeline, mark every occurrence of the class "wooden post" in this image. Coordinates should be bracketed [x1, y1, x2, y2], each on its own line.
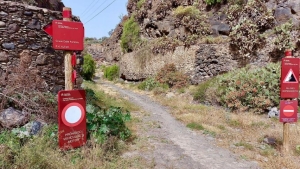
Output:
[63, 7, 73, 90]
[282, 49, 292, 154]
[283, 122, 290, 153]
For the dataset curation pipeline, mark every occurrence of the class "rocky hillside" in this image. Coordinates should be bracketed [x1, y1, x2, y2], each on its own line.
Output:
[87, 0, 300, 83]
[1, 0, 64, 11]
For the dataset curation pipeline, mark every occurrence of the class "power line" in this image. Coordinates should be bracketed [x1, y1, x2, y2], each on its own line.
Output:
[80, 0, 98, 17]
[82, 0, 109, 21]
[84, 0, 117, 24]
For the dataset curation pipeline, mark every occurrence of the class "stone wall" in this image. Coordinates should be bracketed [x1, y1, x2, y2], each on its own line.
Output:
[0, 1, 82, 93]
[119, 44, 237, 83]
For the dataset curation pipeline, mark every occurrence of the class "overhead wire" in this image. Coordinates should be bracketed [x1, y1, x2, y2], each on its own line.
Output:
[82, 0, 109, 21]
[84, 0, 117, 24]
[79, 0, 98, 17]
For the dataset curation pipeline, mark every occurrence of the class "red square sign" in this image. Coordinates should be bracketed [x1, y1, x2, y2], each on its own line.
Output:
[52, 20, 84, 50]
[58, 90, 86, 149]
[280, 100, 298, 123]
[280, 58, 299, 98]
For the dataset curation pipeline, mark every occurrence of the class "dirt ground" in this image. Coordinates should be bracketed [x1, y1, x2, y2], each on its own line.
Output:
[95, 79, 260, 169]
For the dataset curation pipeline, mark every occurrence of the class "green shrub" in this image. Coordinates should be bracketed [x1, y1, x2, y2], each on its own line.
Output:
[193, 78, 217, 103]
[174, 6, 200, 19]
[121, 16, 140, 53]
[156, 64, 189, 89]
[82, 54, 96, 81]
[86, 105, 131, 143]
[104, 65, 119, 81]
[137, 0, 145, 9]
[138, 77, 160, 91]
[205, 0, 222, 5]
[217, 63, 280, 113]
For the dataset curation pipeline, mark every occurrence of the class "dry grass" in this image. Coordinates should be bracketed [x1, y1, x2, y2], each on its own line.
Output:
[119, 81, 300, 169]
[151, 90, 300, 169]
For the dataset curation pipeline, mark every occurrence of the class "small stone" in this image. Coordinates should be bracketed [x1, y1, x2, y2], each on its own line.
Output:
[0, 107, 27, 128]
[29, 44, 41, 50]
[0, 52, 8, 62]
[36, 54, 48, 65]
[31, 121, 42, 135]
[23, 11, 33, 16]
[27, 19, 41, 30]
[28, 31, 36, 37]
[166, 92, 175, 98]
[0, 11, 8, 16]
[8, 23, 20, 33]
[2, 43, 15, 50]
[0, 21, 5, 27]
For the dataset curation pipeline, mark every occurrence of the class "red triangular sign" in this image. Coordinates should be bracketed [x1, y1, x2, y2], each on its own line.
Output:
[283, 69, 298, 83]
[43, 23, 53, 36]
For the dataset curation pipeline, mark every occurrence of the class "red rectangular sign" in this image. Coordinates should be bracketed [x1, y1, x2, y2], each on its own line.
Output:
[58, 90, 86, 149]
[280, 100, 298, 123]
[280, 58, 299, 98]
[52, 20, 84, 50]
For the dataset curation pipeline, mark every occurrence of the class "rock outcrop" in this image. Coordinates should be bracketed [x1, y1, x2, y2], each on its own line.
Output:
[0, 1, 82, 93]
[87, 0, 300, 83]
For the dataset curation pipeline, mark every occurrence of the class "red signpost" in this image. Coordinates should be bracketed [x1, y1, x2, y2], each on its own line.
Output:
[44, 7, 86, 150]
[44, 20, 84, 50]
[280, 100, 298, 123]
[279, 49, 299, 155]
[58, 90, 86, 149]
[280, 58, 299, 98]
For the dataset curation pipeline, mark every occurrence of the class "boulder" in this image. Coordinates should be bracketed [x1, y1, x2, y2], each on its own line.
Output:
[0, 107, 28, 128]
[210, 21, 231, 36]
[268, 107, 279, 118]
[274, 7, 293, 25]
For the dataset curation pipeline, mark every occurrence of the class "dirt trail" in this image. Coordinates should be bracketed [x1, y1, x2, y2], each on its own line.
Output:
[98, 81, 260, 169]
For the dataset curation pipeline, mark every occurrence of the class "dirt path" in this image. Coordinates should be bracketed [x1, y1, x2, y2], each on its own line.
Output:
[98, 81, 260, 169]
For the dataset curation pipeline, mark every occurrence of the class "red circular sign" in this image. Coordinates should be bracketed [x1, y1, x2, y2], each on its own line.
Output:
[283, 105, 295, 117]
[61, 102, 85, 127]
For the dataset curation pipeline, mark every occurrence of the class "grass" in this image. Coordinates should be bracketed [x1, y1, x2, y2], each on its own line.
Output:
[0, 80, 146, 168]
[187, 122, 204, 130]
[118, 81, 300, 169]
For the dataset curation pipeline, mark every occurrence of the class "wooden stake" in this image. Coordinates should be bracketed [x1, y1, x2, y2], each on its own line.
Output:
[63, 7, 73, 90]
[283, 122, 290, 154]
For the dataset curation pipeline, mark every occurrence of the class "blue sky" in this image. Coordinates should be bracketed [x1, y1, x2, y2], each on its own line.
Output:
[62, 0, 128, 38]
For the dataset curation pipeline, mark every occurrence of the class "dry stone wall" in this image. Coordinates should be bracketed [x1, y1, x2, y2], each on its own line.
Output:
[0, 1, 82, 93]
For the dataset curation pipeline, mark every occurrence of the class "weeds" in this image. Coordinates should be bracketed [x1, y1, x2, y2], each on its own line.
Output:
[104, 65, 120, 81]
[186, 122, 204, 130]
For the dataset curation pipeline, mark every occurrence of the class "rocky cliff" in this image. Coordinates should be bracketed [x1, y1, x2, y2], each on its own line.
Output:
[0, 1, 83, 93]
[88, 0, 300, 84]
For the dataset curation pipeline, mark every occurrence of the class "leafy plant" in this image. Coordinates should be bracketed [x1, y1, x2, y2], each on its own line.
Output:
[205, 0, 223, 5]
[227, 0, 275, 60]
[104, 65, 119, 81]
[137, 0, 145, 9]
[193, 78, 217, 103]
[217, 63, 280, 113]
[86, 105, 131, 142]
[138, 77, 160, 91]
[173, 6, 211, 45]
[273, 20, 295, 51]
[82, 54, 96, 81]
[121, 16, 141, 53]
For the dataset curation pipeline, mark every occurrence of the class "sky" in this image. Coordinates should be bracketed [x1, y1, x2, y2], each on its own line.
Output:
[62, 0, 128, 39]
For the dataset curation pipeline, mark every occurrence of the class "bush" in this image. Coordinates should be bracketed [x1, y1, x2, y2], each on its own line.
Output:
[193, 78, 217, 103]
[86, 105, 131, 143]
[138, 77, 160, 91]
[104, 65, 119, 81]
[82, 54, 96, 81]
[174, 6, 200, 19]
[121, 16, 140, 53]
[205, 0, 223, 5]
[156, 63, 189, 89]
[217, 63, 280, 113]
